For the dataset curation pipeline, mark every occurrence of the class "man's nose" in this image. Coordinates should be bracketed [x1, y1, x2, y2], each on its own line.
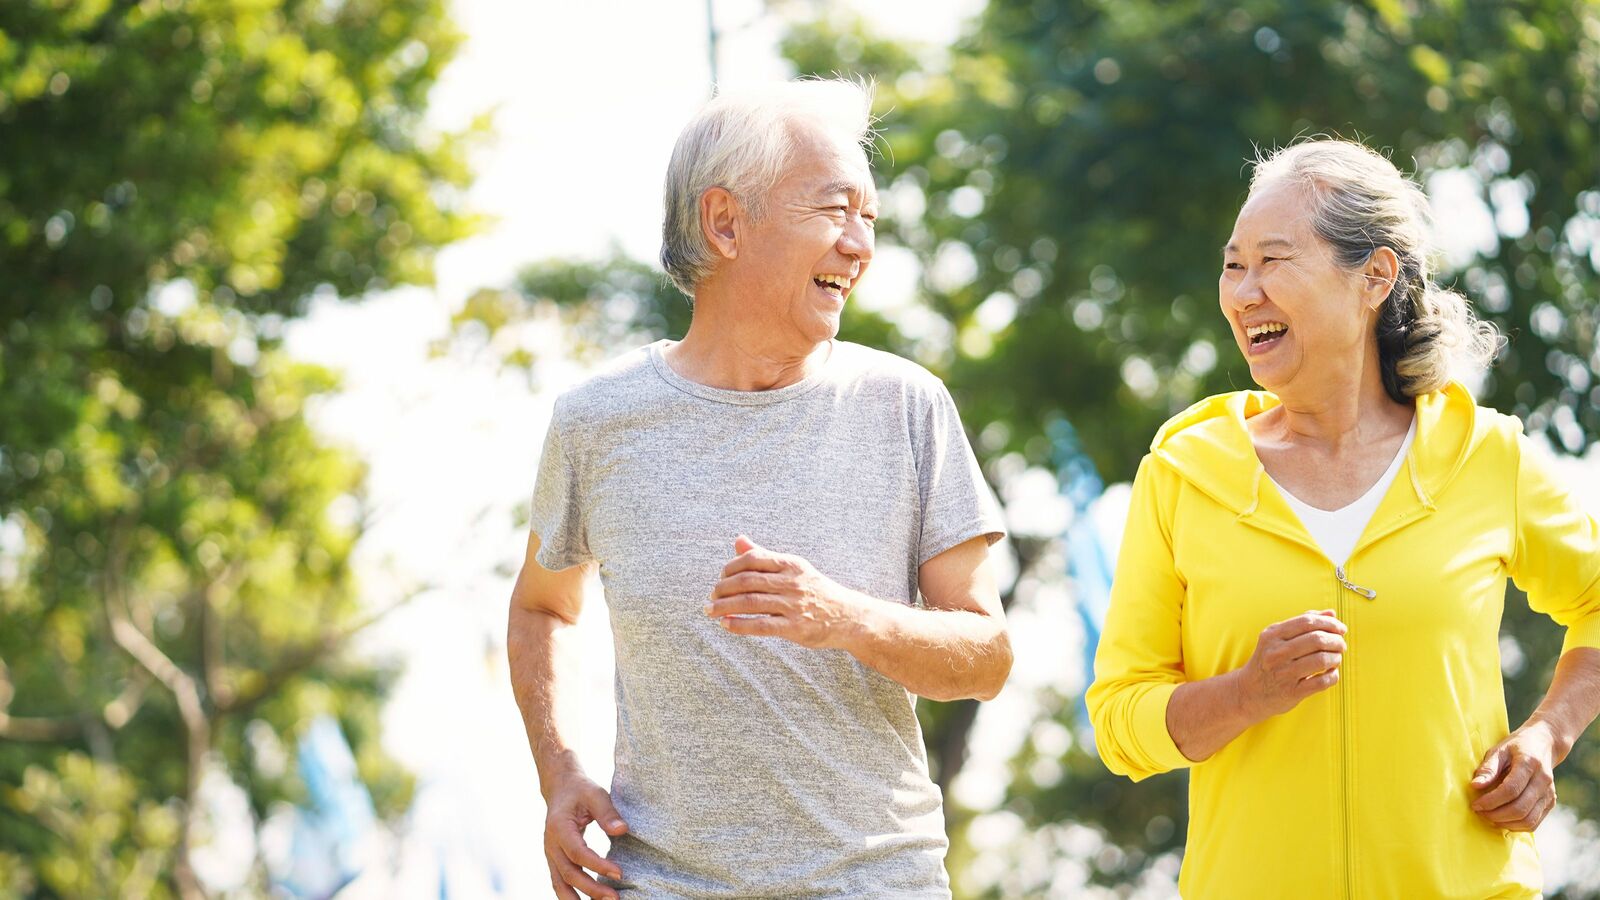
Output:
[838, 216, 874, 262]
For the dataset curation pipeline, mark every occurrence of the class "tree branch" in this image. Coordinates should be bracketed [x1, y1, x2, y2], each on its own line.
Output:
[216, 585, 428, 720]
[0, 657, 148, 743]
[102, 522, 210, 900]
[197, 566, 243, 711]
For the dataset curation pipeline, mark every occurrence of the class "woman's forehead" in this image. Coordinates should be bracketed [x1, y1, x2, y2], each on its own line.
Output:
[1232, 180, 1314, 242]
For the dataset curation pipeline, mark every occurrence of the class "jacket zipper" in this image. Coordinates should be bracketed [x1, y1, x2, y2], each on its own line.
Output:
[1335, 564, 1376, 899]
[1335, 566, 1377, 599]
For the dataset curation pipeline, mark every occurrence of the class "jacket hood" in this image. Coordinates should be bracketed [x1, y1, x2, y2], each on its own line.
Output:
[1148, 382, 1487, 516]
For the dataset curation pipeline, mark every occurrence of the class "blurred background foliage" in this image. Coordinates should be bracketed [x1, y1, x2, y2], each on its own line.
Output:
[447, 0, 1600, 896]
[0, 0, 478, 895]
[4, 0, 1598, 895]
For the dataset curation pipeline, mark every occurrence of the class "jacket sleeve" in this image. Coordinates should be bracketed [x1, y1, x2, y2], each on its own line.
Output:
[1509, 433, 1600, 655]
[1085, 455, 1196, 781]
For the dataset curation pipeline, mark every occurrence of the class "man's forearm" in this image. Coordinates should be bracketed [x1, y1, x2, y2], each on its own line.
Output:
[508, 604, 584, 795]
[837, 596, 1012, 701]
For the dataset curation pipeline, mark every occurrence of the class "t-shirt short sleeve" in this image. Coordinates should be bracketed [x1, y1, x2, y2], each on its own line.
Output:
[914, 380, 1006, 565]
[530, 411, 593, 571]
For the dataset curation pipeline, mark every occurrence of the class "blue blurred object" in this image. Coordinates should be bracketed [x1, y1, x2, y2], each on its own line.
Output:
[275, 715, 377, 899]
[1049, 419, 1114, 722]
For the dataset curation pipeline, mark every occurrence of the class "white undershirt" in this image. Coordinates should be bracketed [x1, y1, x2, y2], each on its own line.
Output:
[1266, 417, 1417, 566]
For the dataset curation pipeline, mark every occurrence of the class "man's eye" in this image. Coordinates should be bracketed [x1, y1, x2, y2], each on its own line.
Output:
[1224, 262, 1244, 270]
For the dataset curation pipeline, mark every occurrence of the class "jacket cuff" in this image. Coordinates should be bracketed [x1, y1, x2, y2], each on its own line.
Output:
[1131, 681, 1195, 779]
[1560, 609, 1600, 656]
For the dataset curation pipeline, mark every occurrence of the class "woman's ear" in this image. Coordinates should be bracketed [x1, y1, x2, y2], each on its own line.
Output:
[700, 187, 740, 261]
[1365, 247, 1401, 310]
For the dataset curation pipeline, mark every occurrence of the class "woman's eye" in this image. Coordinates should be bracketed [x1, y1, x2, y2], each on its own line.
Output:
[1224, 262, 1244, 270]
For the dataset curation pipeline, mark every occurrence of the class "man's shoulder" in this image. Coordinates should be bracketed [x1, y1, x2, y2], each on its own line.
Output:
[549, 342, 663, 428]
[831, 341, 947, 399]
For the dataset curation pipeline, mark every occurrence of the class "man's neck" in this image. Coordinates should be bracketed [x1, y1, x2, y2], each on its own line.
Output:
[665, 303, 831, 392]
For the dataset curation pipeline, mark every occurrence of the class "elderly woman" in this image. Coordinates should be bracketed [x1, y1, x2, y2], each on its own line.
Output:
[1086, 139, 1600, 898]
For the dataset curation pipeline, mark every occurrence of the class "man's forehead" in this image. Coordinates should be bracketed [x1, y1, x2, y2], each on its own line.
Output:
[811, 172, 877, 200]
[805, 151, 877, 199]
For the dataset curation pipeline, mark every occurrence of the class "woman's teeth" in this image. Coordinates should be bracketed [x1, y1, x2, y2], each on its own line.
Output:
[1247, 322, 1288, 345]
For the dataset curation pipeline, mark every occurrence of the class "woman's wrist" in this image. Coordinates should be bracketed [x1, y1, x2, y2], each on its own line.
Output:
[1523, 713, 1575, 766]
[1224, 666, 1264, 729]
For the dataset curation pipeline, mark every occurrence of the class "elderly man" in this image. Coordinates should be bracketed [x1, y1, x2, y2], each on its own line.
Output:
[508, 78, 1012, 899]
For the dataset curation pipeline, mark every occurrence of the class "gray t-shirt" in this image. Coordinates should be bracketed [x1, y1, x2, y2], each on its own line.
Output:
[531, 339, 1005, 899]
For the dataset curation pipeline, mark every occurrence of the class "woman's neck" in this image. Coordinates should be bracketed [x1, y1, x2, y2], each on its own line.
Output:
[1257, 363, 1412, 452]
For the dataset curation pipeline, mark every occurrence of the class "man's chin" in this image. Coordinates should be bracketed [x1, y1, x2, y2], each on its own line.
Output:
[791, 306, 841, 342]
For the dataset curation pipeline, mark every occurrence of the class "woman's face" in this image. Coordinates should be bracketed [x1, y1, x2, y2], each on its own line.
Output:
[1219, 179, 1379, 396]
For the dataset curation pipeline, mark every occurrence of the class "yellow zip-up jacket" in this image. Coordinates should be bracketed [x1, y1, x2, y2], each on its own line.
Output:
[1086, 383, 1600, 899]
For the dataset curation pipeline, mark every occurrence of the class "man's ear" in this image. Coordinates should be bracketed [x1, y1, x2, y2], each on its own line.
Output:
[700, 187, 740, 261]
[1364, 246, 1401, 311]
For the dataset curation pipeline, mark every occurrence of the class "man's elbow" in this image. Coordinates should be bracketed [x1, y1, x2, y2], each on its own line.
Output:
[949, 629, 1012, 702]
[975, 631, 1014, 700]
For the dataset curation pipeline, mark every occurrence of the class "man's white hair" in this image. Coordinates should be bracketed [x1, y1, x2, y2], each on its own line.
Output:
[659, 78, 877, 297]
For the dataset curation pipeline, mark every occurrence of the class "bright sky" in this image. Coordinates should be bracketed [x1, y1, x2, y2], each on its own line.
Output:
[270, 0, 1600, 896]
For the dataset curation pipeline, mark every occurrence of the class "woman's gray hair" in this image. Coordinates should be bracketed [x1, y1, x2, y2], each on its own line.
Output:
[1249, 139, 1504, 401]
[660, 78, 877, 297]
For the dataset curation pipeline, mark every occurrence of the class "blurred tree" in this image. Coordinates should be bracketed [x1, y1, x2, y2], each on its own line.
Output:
[0, 0, 477, 896]
[444, 0, 1600, 895]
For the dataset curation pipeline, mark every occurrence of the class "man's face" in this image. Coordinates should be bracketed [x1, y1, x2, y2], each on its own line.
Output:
[734, 127, 878, 348]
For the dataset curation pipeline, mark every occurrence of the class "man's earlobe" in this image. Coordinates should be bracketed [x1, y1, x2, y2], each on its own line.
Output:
[701, 187, 740, 261]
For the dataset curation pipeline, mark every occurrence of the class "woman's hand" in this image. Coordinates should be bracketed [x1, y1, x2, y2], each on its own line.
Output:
[1471, 722, 1560, 832]
[1166, 610, 1348, 763]
[1236, 610, 1348, 720]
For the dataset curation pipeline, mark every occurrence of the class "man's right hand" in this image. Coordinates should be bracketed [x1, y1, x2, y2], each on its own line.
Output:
[543, 768, 629, 900]
[1236, 609, 1348, 720]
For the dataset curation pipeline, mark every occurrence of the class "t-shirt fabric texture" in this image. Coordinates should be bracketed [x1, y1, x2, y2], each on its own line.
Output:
[530, 339, 1007, 899]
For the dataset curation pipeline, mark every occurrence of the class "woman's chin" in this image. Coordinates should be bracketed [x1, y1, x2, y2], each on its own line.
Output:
[1245, 358, 1295, 393]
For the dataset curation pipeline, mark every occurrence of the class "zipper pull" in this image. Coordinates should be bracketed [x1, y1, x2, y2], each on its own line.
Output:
[1335, 566, 1377, 599]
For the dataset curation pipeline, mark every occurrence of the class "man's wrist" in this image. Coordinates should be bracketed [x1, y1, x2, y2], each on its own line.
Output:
[534, 747, 585, 795]
[825, 588, 879, 654]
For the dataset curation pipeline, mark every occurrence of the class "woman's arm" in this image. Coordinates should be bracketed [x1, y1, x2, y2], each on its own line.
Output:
[1471, 647, 1600, 831]
[1085, 459, 1194, 780]
[1476, 434, 1600, 831]
[1166, 610, 1347, 761]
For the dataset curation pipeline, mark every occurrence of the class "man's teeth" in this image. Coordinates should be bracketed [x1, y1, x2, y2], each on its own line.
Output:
[814, 274, 851, 292]
[1246, 322, 1288, 342]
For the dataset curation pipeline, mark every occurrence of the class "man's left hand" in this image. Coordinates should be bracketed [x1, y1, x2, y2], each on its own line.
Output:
[706, 536, 864, 649]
